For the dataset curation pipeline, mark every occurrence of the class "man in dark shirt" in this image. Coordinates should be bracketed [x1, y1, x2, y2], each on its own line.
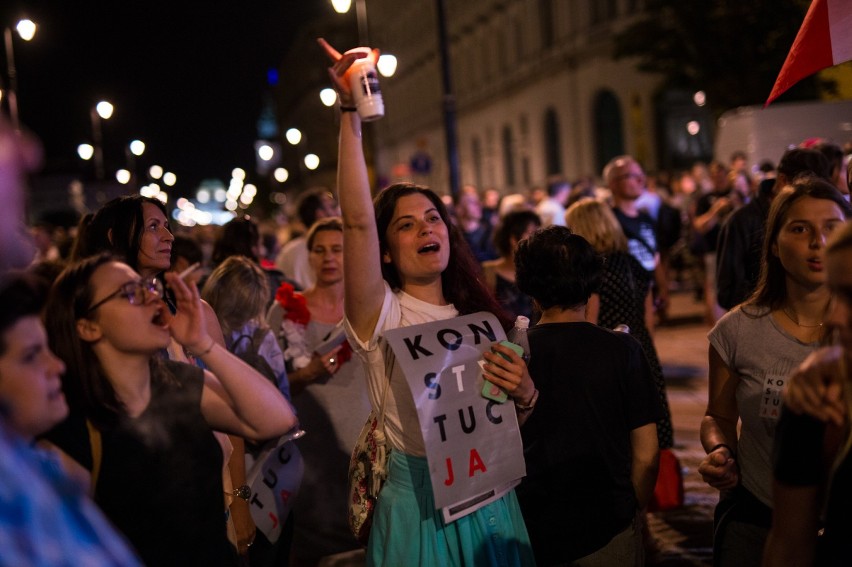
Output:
[715, 148, 832, 310]
[605, 155, 669, 315]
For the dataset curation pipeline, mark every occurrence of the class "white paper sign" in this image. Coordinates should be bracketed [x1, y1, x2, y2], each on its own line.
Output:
[383, 312, 526, 522]
[245, 438, 304, 542]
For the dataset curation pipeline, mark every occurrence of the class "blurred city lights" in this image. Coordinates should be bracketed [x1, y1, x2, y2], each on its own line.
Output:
[163, 172, 177, 186]
[232, 167, 246, 180]
[96, 101, 114, 120]
[687, 121, 701, 135]
[377, 54, 398, 77]
[693, 91, 706, 107]
[77, 143, 94, 160]
[16, 19, 37, 41]
[214, 188, 227, 202]
[196, 189, 211, 204]
[258, 144, 274, 161]
[149, 165, 163, 179]
[331, 0, 352, 13]
[304, 154, 320, 170]
[273, 167, 289, 183]
[319, 88, 338, 107]
[285, 128, 302, 146]
[129, 139, 146, 156]
[115, 169, 131, 184]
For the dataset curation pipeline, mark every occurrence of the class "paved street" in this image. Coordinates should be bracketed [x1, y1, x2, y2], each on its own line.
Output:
[647, 291, 717, 566]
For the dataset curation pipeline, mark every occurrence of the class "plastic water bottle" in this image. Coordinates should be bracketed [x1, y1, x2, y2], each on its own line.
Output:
[507, 315, 531, 364]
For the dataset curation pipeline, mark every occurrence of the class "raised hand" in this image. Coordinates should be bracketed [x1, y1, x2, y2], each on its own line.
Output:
[317, 37, 378, 105]
[162, 271, 211, 354]
[784, 346, 847, 427]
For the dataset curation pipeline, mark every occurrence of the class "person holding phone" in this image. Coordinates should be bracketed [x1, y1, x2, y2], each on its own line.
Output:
[319, 38, 535, 566]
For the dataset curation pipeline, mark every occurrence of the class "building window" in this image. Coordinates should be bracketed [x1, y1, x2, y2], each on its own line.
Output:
[593, 90, 625, 174]
[590, 0, 618, 25]
[544, 107, 562, 176]
[539, 0, 554, 49]
[502, 125, 516, 188]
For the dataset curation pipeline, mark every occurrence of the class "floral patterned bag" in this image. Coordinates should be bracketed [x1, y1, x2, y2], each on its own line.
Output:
[347, 350, 392, 547]
[347, 409, 388, 546]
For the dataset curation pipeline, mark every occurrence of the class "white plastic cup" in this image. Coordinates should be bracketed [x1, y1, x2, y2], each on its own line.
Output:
[346, 47, 384, 122]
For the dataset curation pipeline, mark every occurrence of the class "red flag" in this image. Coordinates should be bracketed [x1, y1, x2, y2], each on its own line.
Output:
[766, 0, 852, 106]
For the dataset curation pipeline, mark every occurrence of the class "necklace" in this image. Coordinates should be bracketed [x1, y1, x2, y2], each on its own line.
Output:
[781, 306, 823, 328]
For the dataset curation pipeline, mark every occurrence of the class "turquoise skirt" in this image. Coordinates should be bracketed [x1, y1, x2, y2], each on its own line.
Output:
[367, 451, 536, 567]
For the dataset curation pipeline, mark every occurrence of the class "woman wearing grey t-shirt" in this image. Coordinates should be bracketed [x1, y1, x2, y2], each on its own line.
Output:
[698, 176, 850, 567]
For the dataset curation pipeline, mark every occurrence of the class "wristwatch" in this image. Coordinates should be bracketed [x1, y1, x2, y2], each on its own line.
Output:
[230, 484, 251, 501]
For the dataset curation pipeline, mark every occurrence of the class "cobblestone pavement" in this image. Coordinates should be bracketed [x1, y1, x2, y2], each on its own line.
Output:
[647, 292, 717, 566]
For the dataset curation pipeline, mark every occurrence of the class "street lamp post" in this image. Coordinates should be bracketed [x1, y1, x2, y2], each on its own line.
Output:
[3, 19, 36, 130]
[126, 139, 145, 190]
[91, 101, 114, 181]
[332, 0, 368, 46]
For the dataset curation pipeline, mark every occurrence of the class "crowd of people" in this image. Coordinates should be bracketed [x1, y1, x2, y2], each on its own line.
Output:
[2, 38, 852, 567]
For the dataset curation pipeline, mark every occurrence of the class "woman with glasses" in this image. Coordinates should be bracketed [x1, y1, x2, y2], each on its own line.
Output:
[42, 254, 297, 567]
[72, 195, 261, 555]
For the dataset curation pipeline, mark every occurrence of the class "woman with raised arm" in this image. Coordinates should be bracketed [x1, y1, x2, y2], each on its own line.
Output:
[697, 176, 850, 566]
[319, 38, 535, 566]
[43, 255, 296, 567]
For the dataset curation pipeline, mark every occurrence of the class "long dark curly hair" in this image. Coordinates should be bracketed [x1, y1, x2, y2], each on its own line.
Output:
[374, 183, 512, 330]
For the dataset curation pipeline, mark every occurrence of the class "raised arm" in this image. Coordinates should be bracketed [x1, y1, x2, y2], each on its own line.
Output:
[319, 38, 386, 342]
[163, 272, 296, 441]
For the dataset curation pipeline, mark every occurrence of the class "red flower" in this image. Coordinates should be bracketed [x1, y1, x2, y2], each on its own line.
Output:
[275, 282, 311, 326]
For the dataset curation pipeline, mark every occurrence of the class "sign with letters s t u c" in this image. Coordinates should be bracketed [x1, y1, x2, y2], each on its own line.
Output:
[383, 312, 526, 523]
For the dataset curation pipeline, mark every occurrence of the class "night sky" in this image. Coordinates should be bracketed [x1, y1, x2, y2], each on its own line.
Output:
[2, 1, 325, 193]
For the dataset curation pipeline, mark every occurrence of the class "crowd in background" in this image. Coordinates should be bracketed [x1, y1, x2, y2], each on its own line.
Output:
[3, 52, 852, 565]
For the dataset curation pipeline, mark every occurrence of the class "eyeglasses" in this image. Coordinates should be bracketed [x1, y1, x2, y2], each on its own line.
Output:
[86, 278, 163, 313]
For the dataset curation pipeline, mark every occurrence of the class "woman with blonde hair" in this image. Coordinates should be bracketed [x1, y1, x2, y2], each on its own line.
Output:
[266, 217, 370, 566]
[566, 198, 674, 453]
[202, 255, 296, 566]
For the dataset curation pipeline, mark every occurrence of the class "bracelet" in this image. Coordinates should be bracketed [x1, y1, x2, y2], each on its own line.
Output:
[227, 484, 251, 502]
[515, 388, 539, 412]
[195, 339, 215, 357]
[340, 105, 357, 112]
[709, 443, 735, 458]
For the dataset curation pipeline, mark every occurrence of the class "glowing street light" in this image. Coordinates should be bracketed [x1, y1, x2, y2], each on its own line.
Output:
[331, 0, 352, 12]
[77, 143, 94, 161]
[96, 100, 114, 119]
[319, 88, 338, 107]
[285, 128, 302, 146]
[304, 154, 320, 170]
[89, 100, 114, 180]
[15, 19, 36, 41]
[257, 143, 275, 161]
[3, 18, 37, 129]
[273, 167, 289, 183]
[129, 139, 146, 156]
[377, 54, 398, 77]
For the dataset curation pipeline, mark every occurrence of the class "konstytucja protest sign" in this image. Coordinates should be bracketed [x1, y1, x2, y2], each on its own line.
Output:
[383, 312, 526, 522]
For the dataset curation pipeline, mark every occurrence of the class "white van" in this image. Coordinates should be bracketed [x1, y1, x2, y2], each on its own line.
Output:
[714, 99, 852, 171]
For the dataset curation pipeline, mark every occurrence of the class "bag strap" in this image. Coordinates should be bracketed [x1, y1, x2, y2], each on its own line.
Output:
[368, 343, 395, 491]
[86, 419, 102, 491]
